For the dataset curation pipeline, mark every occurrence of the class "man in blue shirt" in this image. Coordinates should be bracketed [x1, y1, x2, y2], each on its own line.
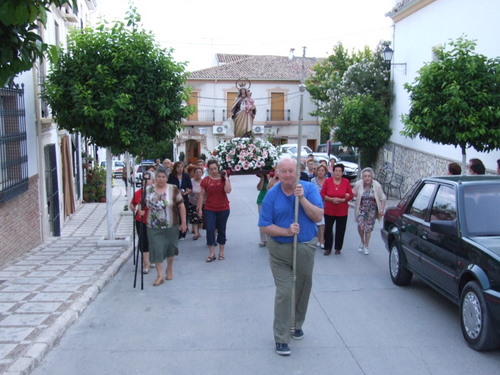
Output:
[259, 158, 323, 356]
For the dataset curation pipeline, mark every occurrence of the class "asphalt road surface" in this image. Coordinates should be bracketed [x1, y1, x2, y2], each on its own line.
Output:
[32, 175, 500, 375]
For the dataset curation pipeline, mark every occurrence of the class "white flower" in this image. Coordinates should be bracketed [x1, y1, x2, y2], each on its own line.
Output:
[209, 137, 280, 172]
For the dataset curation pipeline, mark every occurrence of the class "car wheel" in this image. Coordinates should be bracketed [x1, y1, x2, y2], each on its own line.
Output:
[389, 242, 412, 286]
[460, 281, 499, 351]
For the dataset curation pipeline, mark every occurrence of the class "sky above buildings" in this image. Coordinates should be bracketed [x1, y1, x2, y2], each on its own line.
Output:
[94, 0, 396, 71]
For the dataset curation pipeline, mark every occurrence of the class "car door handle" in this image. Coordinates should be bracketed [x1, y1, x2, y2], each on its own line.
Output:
[421, 231, 428, 240]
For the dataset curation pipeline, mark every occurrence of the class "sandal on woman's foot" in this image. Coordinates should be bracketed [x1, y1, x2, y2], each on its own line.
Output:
[258, 242, 266, 248]
[193, 235, 199, 240]
[142, 267, 149, 274]
[206, 255, 216, 262]
[218, 254, 225, 261]
[153, 277, 164, 286]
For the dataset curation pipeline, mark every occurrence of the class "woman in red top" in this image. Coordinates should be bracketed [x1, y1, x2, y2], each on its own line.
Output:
[129, 170, 154, 273]
[197, 160, 232, 262]
[320, 164, 353, 255]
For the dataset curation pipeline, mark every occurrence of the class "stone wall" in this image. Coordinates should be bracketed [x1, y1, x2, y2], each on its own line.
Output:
[374, 142, 458, 198]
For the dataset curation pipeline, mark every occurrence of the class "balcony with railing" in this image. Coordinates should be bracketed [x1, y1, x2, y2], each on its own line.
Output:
[183, 108, 293, 126]
[183, 109, 215, 125]
[266, 109, 291, 122]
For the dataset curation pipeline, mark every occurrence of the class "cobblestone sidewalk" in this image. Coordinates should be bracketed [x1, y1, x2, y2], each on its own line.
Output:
[0, 185, 134, 375]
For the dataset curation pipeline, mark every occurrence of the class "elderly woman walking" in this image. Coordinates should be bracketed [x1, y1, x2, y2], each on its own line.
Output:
[352, 167, 386, 255]
[140, 166, 187, 286]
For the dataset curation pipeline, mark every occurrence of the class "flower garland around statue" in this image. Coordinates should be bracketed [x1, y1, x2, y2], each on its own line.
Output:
[209, 137, 280, 173]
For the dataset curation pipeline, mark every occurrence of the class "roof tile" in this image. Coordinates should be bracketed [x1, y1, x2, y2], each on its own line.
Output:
[189, 54, 322, 81]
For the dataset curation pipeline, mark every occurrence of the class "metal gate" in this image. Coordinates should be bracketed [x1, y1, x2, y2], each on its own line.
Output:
[44, 144, 60, 236]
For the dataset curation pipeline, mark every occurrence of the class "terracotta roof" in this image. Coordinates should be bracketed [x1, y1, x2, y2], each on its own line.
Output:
[215, 53, 252, 64]
[188, 54, 322, 81]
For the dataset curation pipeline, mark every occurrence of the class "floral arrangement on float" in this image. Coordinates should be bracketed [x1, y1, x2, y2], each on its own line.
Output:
[210, 137, 280, 173]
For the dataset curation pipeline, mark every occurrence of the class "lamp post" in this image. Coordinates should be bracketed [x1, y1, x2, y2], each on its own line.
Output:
[291, 46, 306, 336]
[382, 45, 407, 75]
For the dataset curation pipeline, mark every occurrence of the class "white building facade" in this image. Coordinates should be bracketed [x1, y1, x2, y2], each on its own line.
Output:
[0, 1, 96, 266]
[176, 54, 321, 163]
[380, 0, 500, 189]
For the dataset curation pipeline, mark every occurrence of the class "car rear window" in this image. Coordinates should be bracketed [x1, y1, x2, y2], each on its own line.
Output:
[463, 184, 500, 236]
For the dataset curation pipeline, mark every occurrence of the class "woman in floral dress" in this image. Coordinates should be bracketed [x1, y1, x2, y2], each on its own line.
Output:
[352, 167, 386, 255]
[141, 167, 187, 286]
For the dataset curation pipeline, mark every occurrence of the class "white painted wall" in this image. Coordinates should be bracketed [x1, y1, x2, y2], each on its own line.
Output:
[187, 79, 320, 157]
[389, 0, 500, 171]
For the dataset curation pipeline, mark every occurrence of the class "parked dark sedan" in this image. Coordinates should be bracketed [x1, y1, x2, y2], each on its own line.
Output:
[381, 176, 500, 351]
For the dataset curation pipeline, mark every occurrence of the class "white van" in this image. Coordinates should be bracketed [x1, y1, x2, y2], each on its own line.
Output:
[99, 160, 125, 178]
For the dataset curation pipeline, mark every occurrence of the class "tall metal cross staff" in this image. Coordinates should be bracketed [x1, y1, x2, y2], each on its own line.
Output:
[291, 46, 307, 335]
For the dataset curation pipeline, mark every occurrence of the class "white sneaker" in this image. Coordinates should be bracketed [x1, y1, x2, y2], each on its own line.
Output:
[320, 244, 325, 249]
[358, 244, 364, 252]
[316, 242, 321, 247]
[364, 247, 370, 255]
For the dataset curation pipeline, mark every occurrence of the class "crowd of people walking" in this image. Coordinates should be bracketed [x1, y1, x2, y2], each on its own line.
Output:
[125, 152, 497, 356]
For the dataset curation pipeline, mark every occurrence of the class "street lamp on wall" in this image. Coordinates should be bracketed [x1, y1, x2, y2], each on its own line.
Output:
[382, 46, 407, 75]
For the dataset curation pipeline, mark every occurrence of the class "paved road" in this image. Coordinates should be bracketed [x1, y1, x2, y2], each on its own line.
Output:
[31, 175, 499, 375]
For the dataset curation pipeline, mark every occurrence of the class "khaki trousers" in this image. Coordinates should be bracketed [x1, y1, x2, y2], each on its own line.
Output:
[268, 238, 316, 343]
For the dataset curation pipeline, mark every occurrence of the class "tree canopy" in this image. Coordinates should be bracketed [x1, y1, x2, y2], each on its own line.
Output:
[43, 8, 192, 156]
[336, 94, 390, 166]
[402, 37, 500, 161]
[0, 0, 76, 86]
[306, 42, 392, 166]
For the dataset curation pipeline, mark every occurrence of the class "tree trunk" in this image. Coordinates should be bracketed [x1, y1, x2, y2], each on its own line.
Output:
[125, 151, 131, 198]
[106, 149, 115, 240]
[461, 147, 467, 175]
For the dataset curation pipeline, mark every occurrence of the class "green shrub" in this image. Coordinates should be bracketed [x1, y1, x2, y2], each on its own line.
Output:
[83, 167, 106, 202]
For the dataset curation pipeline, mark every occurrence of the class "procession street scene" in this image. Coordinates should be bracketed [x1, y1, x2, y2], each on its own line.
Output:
[1, 0, 500, 374]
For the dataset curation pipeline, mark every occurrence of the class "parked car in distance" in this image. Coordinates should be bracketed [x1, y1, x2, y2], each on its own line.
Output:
[381, 175, 500, 351]
[279, 144, 359, 181]
[311, 153, 359, 181]
[317, 141, 359, 163]
[278, 144, 314, 159]
[99, 160, 125, 178]
[135, 160, 156, 186]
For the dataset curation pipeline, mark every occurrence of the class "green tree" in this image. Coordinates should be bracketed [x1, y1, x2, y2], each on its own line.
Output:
[336, 95, 391, 167]
[305, 43, 355, 133]
[306, 42, 392, 165]
[0, 0, 76, 86]
[43, 8, 192, 239]
[44, 8, 192, 156]
[142, 140, 173, 161]
[402, 37, 500, 169]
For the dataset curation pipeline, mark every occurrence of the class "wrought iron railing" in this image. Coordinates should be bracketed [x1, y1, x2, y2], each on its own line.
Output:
[187, 109, 215, 122]
[266, 109, 290, 121]
[0, 83, 29, 203]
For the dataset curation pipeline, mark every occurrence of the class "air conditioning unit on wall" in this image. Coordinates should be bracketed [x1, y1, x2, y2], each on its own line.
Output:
[213, 125, 226, 135]
[252, 125, 264, 134]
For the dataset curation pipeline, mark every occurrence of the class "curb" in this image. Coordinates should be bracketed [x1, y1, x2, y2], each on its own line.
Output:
[4, 245, 133, 375]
